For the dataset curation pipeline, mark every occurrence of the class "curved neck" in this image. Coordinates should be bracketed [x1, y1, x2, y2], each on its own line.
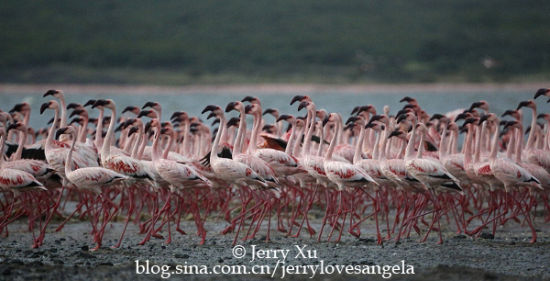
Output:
[79, 115, 89, 143]
[248, 112, 261, 154]
[416, 130, 424, 159]
[325, 120, 339, 161]
[235, 108, 246, 154]
[101, 106, 117, 159]
[438, 125, 448, 159]
[46, 105, 60, 148]
[316, 121, 325, 156]
[352, 125, 366, 163]
[65, 132, 78, 175]
[372, 130, 381, 160]
[515, 124, 524, 163]
[58, 96, 67, 129]
[210, 114, 226, 162]
[285, 121, 297, 155]
[489, 122, 499, 160]
[95, 109, 104, 148]
[474, 123, 485, 162]
[162, 131, 174, 159]
[302, 106, 316, 155]
[527, 106, 537, 149]
[506, 130, 515, 159]
[13, 130, 26, 160]
[404, 119, 417, 160]
[131, 127, 143, 158]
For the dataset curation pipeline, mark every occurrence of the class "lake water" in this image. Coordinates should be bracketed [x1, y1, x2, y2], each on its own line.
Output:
[0, 89, 544, 130]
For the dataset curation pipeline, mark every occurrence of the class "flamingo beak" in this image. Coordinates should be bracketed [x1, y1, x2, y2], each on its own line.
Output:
[241, 96, 256, 103]
[40, 102, 50, 114]
[43, 89, 59, 97]
[55, 127, 69, 140]
[534, 88, 549, 99]
[142, 101, 156, 109]
[225, 102, 237, 112]
[516, 101, 531, 110]
[245, 105, 253, 114]
[84, 99, 96, 107]
[202, 105, 219, 114]
[298, 101, 309, 112]
[290, 95, 306, 105]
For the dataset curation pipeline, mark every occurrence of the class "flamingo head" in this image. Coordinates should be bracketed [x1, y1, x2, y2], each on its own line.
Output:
[43, 89, 63, 98]
[142, 101, 161, 112]
[517, 100, 536, 110]
[171, 111, 189, 121]
[501, 109, 520, 120]
[128, 126, 139, 137]
[245, 103, 261, 115]
[9, 102, 30, 114]
[224, 101, 243, 113]
[388, 129, 406, 140]
[263, 108, 279, 118]
[469, 100, 489, 112]
[66, 103, 83, 110]
[262, 124, 277, 134]
[479, 113, 498, 124]
[537, 113, 550, 122]
[138, 110, 158, 119]
[400, 96, 416, 104]
[211, 118, 220, 126]
[242, 96, 261, 105]
[69, 109, 87, 118]
[463, 117, 479, 127]
[7, 122, 26, 133]
[276, 114, 295, 123]
[84, 99, 97, 108]
[290, 95, 311, 105]
[447, 122, 459, 132]
[227, 117, 240, 128]
[122, 106, 140, 115]
[102, 116, 111, 126]
[202, 104, 223, 116]
[89, 118, 98, 125]
[316, 109, 328, 120]
[322, 112, 339, 126]
[534, 88, 550, 99]
[70, 117, 83, 126]
[40, 100, 59, 114]
[55, 126, 77, 139]
[92, 99, 109, 109]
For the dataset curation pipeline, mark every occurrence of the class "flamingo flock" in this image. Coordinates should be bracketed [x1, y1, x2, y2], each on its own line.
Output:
[0, 89, 549, 249]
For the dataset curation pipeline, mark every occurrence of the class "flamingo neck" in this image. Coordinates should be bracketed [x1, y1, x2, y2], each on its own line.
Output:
[404, 119, 417, 160]
[162, 131, 174, 159]
[13, 129, 26, 160]
[352, 124, 366, 164]
[101, 105, 117, 159]
[285, 121, 297, 155]
[210, 115, 226, 162]
[506, 129, 515, 160]
[489, 122, 499, 161]
[0, 135, 5, 166]
[95, 109, 104, 148]
[474, 123, 485, 162]
[247, 111, 261, 154]
[46, 105, 60, 149]
[65, 132, 78, 175]
[58, 96, 67, 129]
[325, 116, 340, 161]
[372, 129, 381, 160]
[131, 127, 143, 158]
[416, 130, 424, 159]
[526, 106, 537, 149]
[234, 108, 246, 155]
[79, 115, 89, 143]
[316, 121, 325, 156]
[181, 120, 190, 157]
[438, 125, 448, 159]
[515, 125, 523, 163]
[302, 106, 316, 156]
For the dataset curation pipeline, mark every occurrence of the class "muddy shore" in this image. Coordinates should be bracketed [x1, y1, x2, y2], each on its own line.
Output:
[1, 217, 549, 281]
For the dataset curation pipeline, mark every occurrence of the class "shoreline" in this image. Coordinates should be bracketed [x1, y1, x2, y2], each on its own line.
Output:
[1, 82, 548, 95]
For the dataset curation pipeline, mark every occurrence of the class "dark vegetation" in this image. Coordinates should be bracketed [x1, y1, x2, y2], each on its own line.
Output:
[1, 0, 550, 84]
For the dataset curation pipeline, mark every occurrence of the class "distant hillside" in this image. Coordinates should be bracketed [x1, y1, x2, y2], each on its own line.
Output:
[1, 0, 550, 84]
